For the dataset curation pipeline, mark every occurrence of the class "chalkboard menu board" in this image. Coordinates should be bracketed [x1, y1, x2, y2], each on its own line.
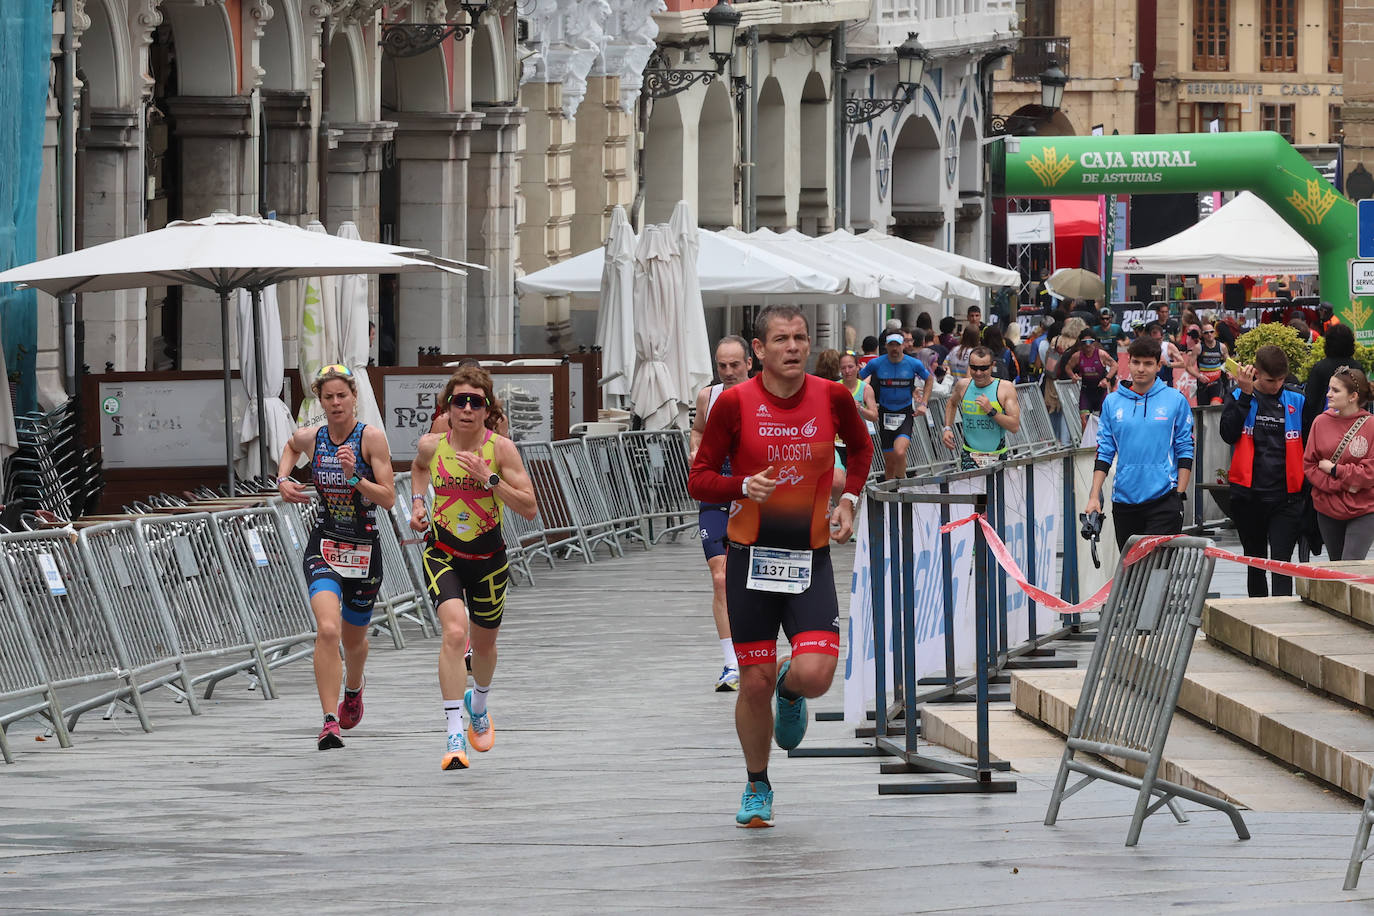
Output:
[375, 365, 571, 466]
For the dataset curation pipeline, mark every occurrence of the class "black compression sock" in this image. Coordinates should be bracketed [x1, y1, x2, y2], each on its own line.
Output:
[324, 713, 338, 724]
[748, 769, 770, 788]
[777, 675, 803, 702]
[344, 686, 361, 699]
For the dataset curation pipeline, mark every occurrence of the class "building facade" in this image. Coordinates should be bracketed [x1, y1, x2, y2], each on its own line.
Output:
[27, 0, 524, 409]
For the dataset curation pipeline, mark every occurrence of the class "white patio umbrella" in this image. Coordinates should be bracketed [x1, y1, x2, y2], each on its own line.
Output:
[630, 225, 681, 430]
[336, 221, 385, 434]
[816, 229, 982, 304]
[235, 285, 295, 479]
[0, 212, 462, 493]
[596, 205, 636, 406]
[859, 229, 1020, 288]
[669, 201, 712, 415]
[296, 221, 345, 427]
[517, 228, 844, 303]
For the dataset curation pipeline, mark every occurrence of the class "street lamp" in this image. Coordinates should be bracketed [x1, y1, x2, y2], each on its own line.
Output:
[643, 0, 742, 99]
[379, 1, 489, 57]
[841, 33, 926, 126]
[989, 58, 1069, 136]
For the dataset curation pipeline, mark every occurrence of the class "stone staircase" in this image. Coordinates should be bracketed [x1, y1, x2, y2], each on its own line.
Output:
[924, 565, 1374, 811]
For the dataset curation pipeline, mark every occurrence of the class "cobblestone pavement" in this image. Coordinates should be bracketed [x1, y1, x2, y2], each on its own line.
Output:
[0, 534, 1369, 913]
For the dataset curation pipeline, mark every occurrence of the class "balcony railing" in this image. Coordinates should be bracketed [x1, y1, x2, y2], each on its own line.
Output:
[1012, 36, 1069, 80]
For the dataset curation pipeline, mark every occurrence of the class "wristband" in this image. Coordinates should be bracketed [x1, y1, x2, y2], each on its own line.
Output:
[742, 476, 751, 496]
[412, 494, 426, 503]
[276, 476, 291, 487]
[840, 492, 860, 509]
[943, 425, 953, 432]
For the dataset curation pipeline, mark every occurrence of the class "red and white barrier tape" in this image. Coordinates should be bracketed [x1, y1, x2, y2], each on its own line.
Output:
[936, 512, 1374, 616]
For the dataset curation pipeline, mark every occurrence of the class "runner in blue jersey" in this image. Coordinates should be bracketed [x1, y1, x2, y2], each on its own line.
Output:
[278, 365, 396, 750]
[860, 332, 933, 479]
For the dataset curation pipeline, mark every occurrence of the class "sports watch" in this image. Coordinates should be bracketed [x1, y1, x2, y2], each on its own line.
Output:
[487, 472, 500, 489]
[346, 474, 361, 487]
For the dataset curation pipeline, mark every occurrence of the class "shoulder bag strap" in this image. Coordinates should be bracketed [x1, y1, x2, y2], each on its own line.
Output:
[1329, 416, 1370, 464]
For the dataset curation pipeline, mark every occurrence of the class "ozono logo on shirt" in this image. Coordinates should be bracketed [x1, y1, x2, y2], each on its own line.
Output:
[757, 417, 818, 438]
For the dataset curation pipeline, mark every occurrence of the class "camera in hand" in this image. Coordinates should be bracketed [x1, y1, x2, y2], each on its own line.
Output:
[1079, 510, 1105, 569]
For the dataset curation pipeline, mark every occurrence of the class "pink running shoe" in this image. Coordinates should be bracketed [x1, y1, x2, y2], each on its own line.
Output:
[317, 718, 344, 750]
[337, 683, 365, 730]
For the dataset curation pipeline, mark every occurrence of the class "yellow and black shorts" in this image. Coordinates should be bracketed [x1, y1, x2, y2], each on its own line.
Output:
[421, 542, 510, 629]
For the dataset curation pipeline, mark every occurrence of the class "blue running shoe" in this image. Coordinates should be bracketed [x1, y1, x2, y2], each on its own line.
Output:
[773, 659, 808, 750]
[441, 730, 469, 771]
[464, 687, 494, 752]
[736, 781, 774, 828]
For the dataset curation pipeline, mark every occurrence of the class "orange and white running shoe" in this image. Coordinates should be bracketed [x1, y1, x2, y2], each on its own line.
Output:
[441, 731, 470, 770]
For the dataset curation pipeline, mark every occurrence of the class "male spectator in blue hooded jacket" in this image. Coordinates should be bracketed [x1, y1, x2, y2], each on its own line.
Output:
[1084, 336, 1195, 549]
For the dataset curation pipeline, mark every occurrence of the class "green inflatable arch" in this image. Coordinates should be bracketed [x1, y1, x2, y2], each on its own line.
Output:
[995, 131, 1369, 338]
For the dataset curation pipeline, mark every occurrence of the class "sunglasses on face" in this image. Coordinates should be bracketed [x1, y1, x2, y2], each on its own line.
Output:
[449, 393, 488, 410]
[969, 363, 993, 371]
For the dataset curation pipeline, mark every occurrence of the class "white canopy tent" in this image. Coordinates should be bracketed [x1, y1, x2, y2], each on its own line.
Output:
[724, 228, 943, 306]
[517, 227, 844, 303]
[1114, 191, 1319, 276]
[858, 229, 1021, 288]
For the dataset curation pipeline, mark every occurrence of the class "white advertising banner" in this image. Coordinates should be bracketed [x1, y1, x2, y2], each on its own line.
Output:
[844, 466, 1066, 724]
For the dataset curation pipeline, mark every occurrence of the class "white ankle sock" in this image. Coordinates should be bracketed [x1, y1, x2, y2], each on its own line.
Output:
[470, 682, 490, 716]
[444, 701, 465, 736]
[721, 638, 736, 669]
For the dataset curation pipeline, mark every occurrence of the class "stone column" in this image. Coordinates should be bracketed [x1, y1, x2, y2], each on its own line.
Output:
[81, 109, 147, 373]
[570, 75, 630, 253]
[466, 106, 526, 353]
[327, 120, 396, 353]
[326, 121, 396, 241]
[34, 93, 65, 407]
[517, 81, 576, 352]
[167, 95, 255, 369]
[392, 110, 484, 362]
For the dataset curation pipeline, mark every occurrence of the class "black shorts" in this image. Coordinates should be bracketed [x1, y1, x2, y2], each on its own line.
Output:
[303, 529, 383, 627]
[1112, 490, 1185, 550]
[422, 544, 511, 629]
[878, 409, 915, 452]
[698, 503, 729, 560]
[725, 543, 840, 667]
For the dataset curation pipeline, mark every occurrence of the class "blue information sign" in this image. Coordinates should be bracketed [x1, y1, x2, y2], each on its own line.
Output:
[1359, 199, 1374, 258]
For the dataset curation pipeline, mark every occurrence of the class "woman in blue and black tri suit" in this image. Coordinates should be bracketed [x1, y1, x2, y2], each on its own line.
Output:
[277, 364, 395, 750]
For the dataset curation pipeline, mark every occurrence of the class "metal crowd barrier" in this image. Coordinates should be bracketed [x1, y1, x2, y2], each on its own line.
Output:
[78, 521, 201, 715]
[210, 508, 316, 675]
[618, 430, 696, 543]
[579, 434, 653, 550]
[1043, 534, 1248, 846]
[1348, 780, 1374, 889]
[547, 439, 628, 558]
[133, 513, 278, 700]
[387, 473, 443, 631]
[0, 529, 155, 734]
[1054, 380, 1084, 445]
[516, 441, 593, 561]
[0, 569, 71, 762]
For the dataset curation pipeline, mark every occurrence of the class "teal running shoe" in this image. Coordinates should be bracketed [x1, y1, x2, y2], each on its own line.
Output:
[464, 688, 495, 752]
[736, 781, 774, 828]
[773, 659, 808, 750]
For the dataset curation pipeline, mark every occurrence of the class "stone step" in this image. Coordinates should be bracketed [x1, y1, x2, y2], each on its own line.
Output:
[1178, 640, 1374, 799]
[927, 685, 1351, 812]
[1295, 561, 1374, 626]
[1203, 596, 1374, 712]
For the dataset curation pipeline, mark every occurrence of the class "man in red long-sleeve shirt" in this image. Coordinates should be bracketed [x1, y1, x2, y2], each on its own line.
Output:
[688, 304, 873, 829]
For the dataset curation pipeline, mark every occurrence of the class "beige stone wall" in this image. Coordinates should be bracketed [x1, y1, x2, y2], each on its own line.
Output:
[990, 0, 1138, 136]
[1346, 0, 1374, 196]
[1158, 0, 1342, 140]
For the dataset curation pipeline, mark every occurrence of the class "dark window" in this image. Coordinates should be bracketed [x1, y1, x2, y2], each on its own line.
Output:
[1176, 101, 1241, 133]
[1331, 105, 1343, 144]
[1329, 0, 1342, 73]
[1194, 0, 1229, 71]
[1260, 0, 1297, 72]
[1260, 102, 1295, 143]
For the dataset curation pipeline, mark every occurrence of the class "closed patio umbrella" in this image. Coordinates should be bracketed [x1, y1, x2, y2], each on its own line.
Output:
[596, 206, 636, 407]
[669, 201, 712, 417]
[630, 225, 681, 430]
